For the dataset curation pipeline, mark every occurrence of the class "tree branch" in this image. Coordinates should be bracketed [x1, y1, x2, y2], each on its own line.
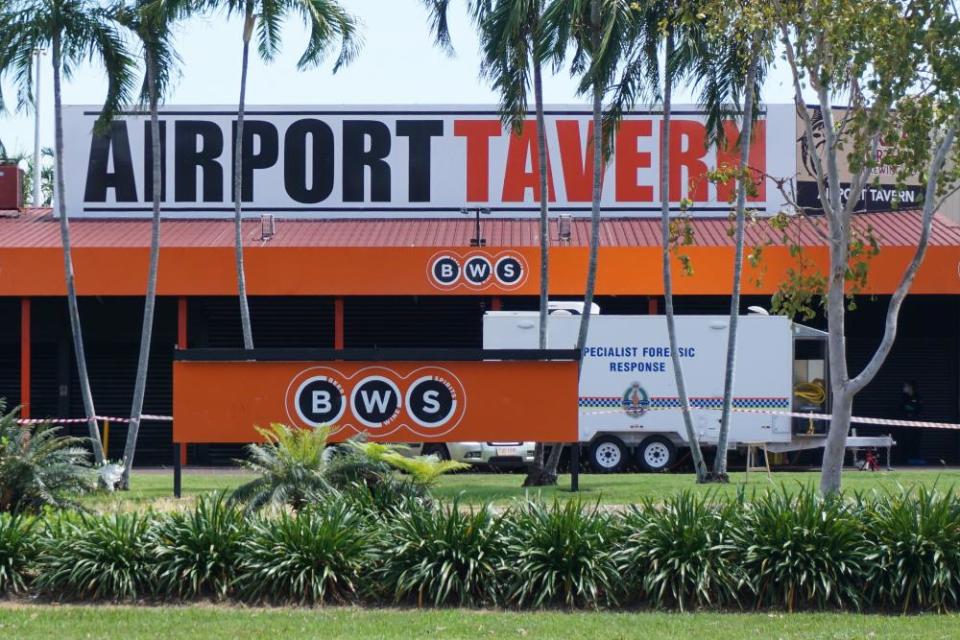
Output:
[847, 123, 958, 395]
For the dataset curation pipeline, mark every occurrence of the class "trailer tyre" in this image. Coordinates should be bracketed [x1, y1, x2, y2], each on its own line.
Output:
[588, 436, 628, 473]
[637, 436, 676, 472]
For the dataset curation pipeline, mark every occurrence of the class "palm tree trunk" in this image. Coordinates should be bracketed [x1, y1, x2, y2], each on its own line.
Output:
[121, 49, 162, 489]
[540, 0, 605, 481]
[234, 6, 255, 350]
[523, 53, 551, 485]
[713, 44, 759, 480]
[661, 31, 707, 482]
[52, 32, 105, 465]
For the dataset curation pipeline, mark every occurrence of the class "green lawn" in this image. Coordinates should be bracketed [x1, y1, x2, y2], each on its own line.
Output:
[82, 468, 960, 509]
[0, 605, 955, 639]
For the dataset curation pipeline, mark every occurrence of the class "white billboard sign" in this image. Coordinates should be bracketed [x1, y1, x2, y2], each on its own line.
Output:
[61, 105, 795, 218]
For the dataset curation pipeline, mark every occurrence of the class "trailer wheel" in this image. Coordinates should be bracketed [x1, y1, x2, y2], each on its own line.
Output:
[588, 436, 628, 473]
[637, 436, 676, 472]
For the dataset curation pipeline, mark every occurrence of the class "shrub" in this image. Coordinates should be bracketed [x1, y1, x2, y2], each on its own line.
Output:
[735, 488, 867, 611]
[503, 500, 621, 609]
[235, 502, 368, 605]
[617, 492, 744, 611]
[0, 513, 36, 595]
[863, 486, 960, 612]
[151, 493, 246, 600]
[369, 500, 505, 607]
[35, 512, 155, 601]
[231, 423, 334, 512]
[339, 476, 430, 518]
[0, 403, 95, 514]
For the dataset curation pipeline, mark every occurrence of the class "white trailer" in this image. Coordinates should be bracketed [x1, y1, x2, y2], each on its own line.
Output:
[483, 308, 893, 472]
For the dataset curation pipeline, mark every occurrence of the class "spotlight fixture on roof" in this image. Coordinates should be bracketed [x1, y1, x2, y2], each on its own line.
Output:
[558, 214, 572, 243]
[260, 213, 275, 241]
[460, 207, 491, 247]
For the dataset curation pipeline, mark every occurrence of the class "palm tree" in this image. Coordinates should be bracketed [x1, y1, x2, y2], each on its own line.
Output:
[534, 0, 646, 483]
[199, 0, 360, 350]
[0, 0, 136, 466]
[660, 1, 771, 479]
[113, 0, 184, 489]
[479, 0, 556, 484]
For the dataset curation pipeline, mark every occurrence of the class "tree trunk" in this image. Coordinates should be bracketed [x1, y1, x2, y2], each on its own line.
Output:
[234, 7, 255, 350]
[522, 53, 552, 487]
[541, 0, 605, 482]
[713, 45, 759, 480]
[52, 32, 105, 465]
[660, 32, 708, 482]
[121, 49, 162, 489]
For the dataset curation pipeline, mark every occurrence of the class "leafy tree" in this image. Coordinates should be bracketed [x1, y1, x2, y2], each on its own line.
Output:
[772, 0, 960, 493]
[198, 0, 360, 350]
[0, 402, 96, 514]
[114, 0, 185, 489]
[0, 0, 137, 465]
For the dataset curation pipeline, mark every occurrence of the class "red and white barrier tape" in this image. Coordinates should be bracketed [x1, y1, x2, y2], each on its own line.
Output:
[15, 414, 173, 426]
[579, 406, 960, 431]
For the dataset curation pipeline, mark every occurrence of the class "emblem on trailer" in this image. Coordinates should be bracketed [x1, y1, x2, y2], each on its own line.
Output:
[621, 382, 650, 418]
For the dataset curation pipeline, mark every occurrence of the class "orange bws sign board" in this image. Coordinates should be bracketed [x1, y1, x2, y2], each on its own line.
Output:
[173, 358, 578, 443]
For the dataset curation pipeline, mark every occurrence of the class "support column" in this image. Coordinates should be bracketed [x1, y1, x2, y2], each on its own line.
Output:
[334, 297, 344, 349]
[176, 297, 187, 467]
[490, 296, 503, 311]
[20, 298, 30, 418]
[647, 296, 659, 315]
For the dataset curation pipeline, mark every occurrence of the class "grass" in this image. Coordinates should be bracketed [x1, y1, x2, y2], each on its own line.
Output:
[0, 604, 957, 639]
[80, 468, 960, 509]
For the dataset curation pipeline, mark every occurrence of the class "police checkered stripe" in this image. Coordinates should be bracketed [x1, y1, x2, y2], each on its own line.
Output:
[578, 397, 622, 408]
[578, 396, 790, 410]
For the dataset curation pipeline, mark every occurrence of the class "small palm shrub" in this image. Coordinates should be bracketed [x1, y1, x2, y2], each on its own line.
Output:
[503, 500, 622, 608]
[151, 493, 247, 600]
[0, 403, 95, 513]
[35, 513, 155, 601]
[231, 423, 334, 512]
[369, 500, 506, 607]
[617, 492, 744, 611]
[235, 501, 368, 605]
[0, 513, 36, 595]
[735, 488, 867, 611]
[862, 486, 960, 612]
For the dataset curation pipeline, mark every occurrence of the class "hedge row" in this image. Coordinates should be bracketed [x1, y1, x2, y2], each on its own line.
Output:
[2, 488, 960, 612]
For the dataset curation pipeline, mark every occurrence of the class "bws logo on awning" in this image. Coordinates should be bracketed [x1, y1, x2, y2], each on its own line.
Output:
[285, 366, 466, 438]
[428, 250, 527, 290]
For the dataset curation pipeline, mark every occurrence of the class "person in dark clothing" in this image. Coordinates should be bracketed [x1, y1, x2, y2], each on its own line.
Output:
[901, 380, 922, 419]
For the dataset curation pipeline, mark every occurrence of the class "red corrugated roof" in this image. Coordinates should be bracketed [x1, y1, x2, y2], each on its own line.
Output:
[2, 207, 959, 249]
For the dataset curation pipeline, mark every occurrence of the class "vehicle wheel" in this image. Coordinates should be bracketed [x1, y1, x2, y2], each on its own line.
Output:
[588, 436, 628, 473]
[422, 444, 450, 461]
[636, 436, 676, 472]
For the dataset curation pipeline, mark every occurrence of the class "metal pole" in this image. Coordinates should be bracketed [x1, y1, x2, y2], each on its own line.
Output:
[570, 443, 580, 491]
[33, 49, 42, 207]
[173, 442, 182, 498]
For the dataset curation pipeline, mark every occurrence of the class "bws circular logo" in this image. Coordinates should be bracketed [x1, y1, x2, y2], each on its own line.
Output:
[427, 250, 527, 290]
[431, 255, 460, 286]
[405, 376, 458, 428]
[285, 366, 467, 438]
[294, 375, 346, 427]
[350, 375, 402, 428]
